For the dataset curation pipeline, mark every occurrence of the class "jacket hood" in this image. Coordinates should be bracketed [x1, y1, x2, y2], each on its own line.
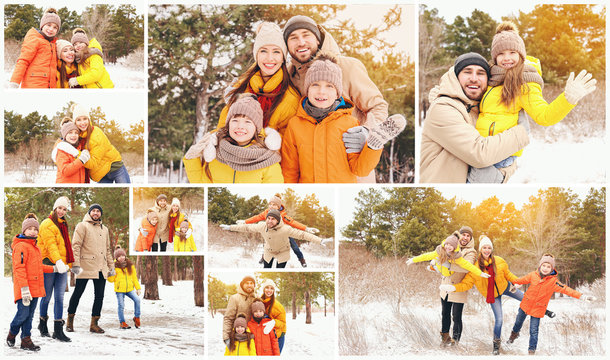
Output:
[433, 67, 481, 109]
[89, 38, 103, 52]
[237, 282, 256, 298]
[12, 235, 37, 250]
[319, 26, 341, 57]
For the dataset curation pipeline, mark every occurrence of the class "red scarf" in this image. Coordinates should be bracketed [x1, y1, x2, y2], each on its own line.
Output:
[485, 263, 496, 304]
[168, 213, 178, 243]
[51, 215, 75, 264]
[247, 84, 282, 128]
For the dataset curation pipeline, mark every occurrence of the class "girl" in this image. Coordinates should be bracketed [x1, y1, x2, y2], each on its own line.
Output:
[8, 214, 66, 351]
[72, 103, 130, 183]
[36, 197, 74, 342]
[168, 197, 190, 250]
[107, 248, 141, 329]
[247, 299, 280, 355]
[10, 8, 60, 88]
[184, 22, 299, 164]
[507, 254, 594, 355]
[184, 95, 284, 183]
[56, 39, 79, 88]
[53, 117, 90, 183]
[468, 21, 597, 182]
[174, 220, 197, 252]
[224, 313, 256, 356]
[135, 209, 158, 252]
[260, 279, 286, 353]
[69, 28, 114, 88]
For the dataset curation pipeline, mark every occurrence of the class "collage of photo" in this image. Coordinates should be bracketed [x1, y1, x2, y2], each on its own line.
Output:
[1, 1, 606, 359]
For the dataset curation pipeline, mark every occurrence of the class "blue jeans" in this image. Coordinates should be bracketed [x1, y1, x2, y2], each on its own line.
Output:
[289, 237, 304, 260]
[494, 155, 516, 169]
[277, 333, 285, 353]
[40, 272, 68, 320]
[10, 298, 39, 338]
[98, 165, 131, 183]
[116, 290, 141, 323]
[489, 284, 524, 339]
[512, 307, 541, 351]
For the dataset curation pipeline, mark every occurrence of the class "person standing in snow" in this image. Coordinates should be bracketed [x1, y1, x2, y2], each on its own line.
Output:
[151, 194, 170, 252]
[260, 279, 287, 353]
[107, 247, 141, 330]
[223, 276, 257, 348]
[248, 299, 280, 355]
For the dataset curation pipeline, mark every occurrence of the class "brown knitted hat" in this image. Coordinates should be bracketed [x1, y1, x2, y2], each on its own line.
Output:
[156, 194, 168, 204]
[60, 119, 79, 140]
[253, 22, 287, 61]
[22, 213, 39, 234]
[459, 226, 473, 238]
[240, 275, 256, 291]
[266, 209, 281, 223]
[251, 299, 265, 314]
[114, 247, 126, 259]
[234, 313, 248, 329]
[147, 209, 159, 221]
[539, 254, 556, 269]
[180, 220, 189, 231]
[268, 194, 282, 208]
[40, 8, 61, 30]
[304, 52, 343, 97]
[71, 28, 90, 46]
[226, 94, 263, 132]
[443, 232, 459, 250]
[56, 40, 72, 59]
[491, 21, 526, 62]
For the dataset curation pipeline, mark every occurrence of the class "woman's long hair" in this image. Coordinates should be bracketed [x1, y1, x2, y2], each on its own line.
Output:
[58, 60, 78, 88]
[498, 56, 528, 108]
[50, 208, 66, 231]
[262, 289, 275, 315]
[477, 248, 497, 274]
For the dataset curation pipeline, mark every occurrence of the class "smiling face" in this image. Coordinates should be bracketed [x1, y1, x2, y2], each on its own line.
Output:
[41, 23, 59, 38]
[253, 309, 265, 319]
[90, 208, 102, 220]
[235, 326, 246, 335]
[307, 80, 338, 109]
[257, 45, 283, 78]
[74, 116, 89, 132]
[60, 45, 75, 63]
[480, 244, 493, 259]
[150, 217, 158, 226]
[444, 243, 455, 253]
[268, 203, 280, 211]
[171, 203, 179, 213]
[117, 255, 125, 262]
[540, 262, 553, 275]
[158, 198, 167, 208]
[55, 205, 68, 219]
[266, 216, 279, 229]
[228, 115, 257, 146]
[496, 50, 521, 69]
[264, 285, 275, 297]
[457, 65, 488, 101]
[73, 42, 87, 52]
[287, 29, 320, 64]
[242, 280, 255, 294]
[459, 233, 471, 247]
[65, 129, 79, 145]
[24, 226, 39, 237]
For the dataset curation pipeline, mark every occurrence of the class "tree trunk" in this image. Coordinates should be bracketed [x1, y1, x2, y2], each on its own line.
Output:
[291, 292, 297, 320]
[389, 138, 395, 183]
[324, 295, 327, 317]
[162, 256, 172, 286]
[305, 290, 312, 324]
[143, 256, 160, 300]
[193, 256, 204, 307]
[173, 257, 178, 281]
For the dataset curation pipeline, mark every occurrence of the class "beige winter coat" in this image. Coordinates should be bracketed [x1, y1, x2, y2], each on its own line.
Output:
[420, 67, 530, 183]
[440, 235, 477, 304]
[230, 221, 322, 264]
[151, 202, 170, 244]
[71, 213, 114, 279]
[222, 284, 256, 341]
[288, 26, 388, 129]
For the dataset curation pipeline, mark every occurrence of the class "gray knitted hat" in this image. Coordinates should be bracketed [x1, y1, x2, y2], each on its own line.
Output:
[71, 28, 89, 46]
[539, 254, 556, 269]
[454, 52, 491, 78]
[283, 15, 321, 43]
[22, 214, 40, 234]
[304, 53, 343, 97]
[60, 120, 79, 140]
[40, 8, 61, 30]
[266, 209, 281, 223]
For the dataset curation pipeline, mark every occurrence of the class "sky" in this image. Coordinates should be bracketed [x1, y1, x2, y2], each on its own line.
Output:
[223, 185, 335, 213]
[4, 1, 146, 15]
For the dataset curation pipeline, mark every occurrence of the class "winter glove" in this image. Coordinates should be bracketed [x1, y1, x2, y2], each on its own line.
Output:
[513, 283, 522, 289]
[71, 266, 83, 276]
[439, 284, 456, 293]
[480, 272, 491, 278]
[581, 295, 596, 302]
[405, 258, 414, 266]
[263, 319, 276, 334]
[305, 227, 319, 234]
[203, 132, 219, 162]
[367, 114, 407, 150]
[517, 110, 531, 135]
[236, 220, 245, 225]
[427, 260, 440, 273]
[342, 126, 368, 153]
[467, 166, 505, 184]
[68, 77, 79, 88]
[184, 132, 213, 160]
[224, 339, 230, 347]
[108, 268, 116, 277]
[78, 149, 91, 164]
[564, 70, 597, 104]
[264, 127, 282, 151]
[21, 287, 32, 306]
[220, 224, 231, 231]
[136, 289, 141, 296]
[54, 259, 68, 274]
[8, 82, 20, 88]
[545, 310, 556, 318]
[185, 228, 192, 238]
[320, 238, 333, 246]
[139, 228, 149, 236]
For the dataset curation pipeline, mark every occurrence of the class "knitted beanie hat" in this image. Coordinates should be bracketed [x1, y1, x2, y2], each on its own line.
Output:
[234, 313, 248, 329]
[266, 209, 281, 223]
[283, 15, 321, 43]
[226, 94, 264, 133]
[88, 203, 103, 216]
[60, 119, 79, 139]
[253, 22, 287, 61]
[251, 299, 266, 314]
[491, 21, 526, 62]
[180, 220, 189, 232]
[268, 194, 282, 208]
[539, 254, 555, 269]
[53, 196, 71, 211]
[156, 194, 167, 205]
[114, 247, 126, 259]
[71, 103, 90, 121]
[459, 226, 473, 238]
[22, 213, 40, 234]
[40, 8, 61, 30]
[260, 278, 277, 293]
[443, 232, 459, 250]
[71, 28, 89, 46]
[171, 197, 181, 208]
[147, 209, 159, 221]
[240, 275, 256, 291]
[304, 52, 343, 97]
[56, 39, 72, 59]
[478, 235, 493, 251]
[454, 52, 491, 78]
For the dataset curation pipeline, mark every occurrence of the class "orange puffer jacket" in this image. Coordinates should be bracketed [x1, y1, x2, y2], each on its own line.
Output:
[135, 217, 157, 252]
[247, 317, 280, 355]
[11, 235, 55, 303]
[514, 270, 581, 318]
[245, 206, 306, 231]
[53, 141, 86, 183]
[10, 28, 57, 88]
[281, 98, 382, 183]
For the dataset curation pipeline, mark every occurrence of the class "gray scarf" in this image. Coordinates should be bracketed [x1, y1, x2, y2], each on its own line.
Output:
[215, 139, 280, 172]
[303, 99, 341, 122]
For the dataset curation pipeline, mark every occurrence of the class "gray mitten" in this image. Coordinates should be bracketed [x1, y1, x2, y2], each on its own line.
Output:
[467, 166, 505, 184]
[367, 114, 407, 150]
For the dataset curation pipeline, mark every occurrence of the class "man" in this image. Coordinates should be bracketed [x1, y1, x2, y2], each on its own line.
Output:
[220, 209, 331, 268]
[151, 194, 170, 251]
[420, 52, 530, 183]
[67, 204, 114, 334]
[222, 276, 257, 346]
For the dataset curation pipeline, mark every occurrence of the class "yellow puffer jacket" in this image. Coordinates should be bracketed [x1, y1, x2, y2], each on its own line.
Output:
[262, 298, 286, 338]
[224, 335, 257, 356]
[454, 256, 518, 298]
[75, 38, 114, 88]
[81, 125, 122, 182]
[38, 217, 72, 265]
[216, 68, 299, 136]
[173, 219, 197, 252]
[108, 264, 141, 293]
[412, 241, 483, 277]
[477, 56, 575, 157]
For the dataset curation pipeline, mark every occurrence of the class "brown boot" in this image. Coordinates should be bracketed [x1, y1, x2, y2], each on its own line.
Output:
[66, 313, 75, 332]
[507, 331, 519, 344]
[20, 336, 41, 351]
[528, 350, 536, 355]
[133, 317, 140, 329]
[6, 331, 16, 347]
[440, 332, 455, 346]
[90, 316, 105, 333]
[120, 322, 131, 329]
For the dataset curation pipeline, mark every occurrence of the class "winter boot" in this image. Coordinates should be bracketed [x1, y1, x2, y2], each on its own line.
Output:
[38, 316, 50, 337]
[507, 331, 519, 344]
[452, 330, 461, 345]
[66, 313, 75, 332]
[120, 322, 131, 329]
[133, 317, 141, 329]
[90, 316, 105, 333]
[20, 336, 41, 351]
[52, 320, 71, 342]
[528, 350, 536, 355]
[493, 339, 501, 355]
[440, 332, 455, 346]
[259, 255, 264, 264]
[545, 310, 556, 318]
[6, 331, 16, 347]
[299, 257, 307, 268]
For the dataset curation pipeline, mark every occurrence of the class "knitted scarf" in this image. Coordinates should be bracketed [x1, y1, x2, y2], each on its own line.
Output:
[168, 212, 178, 243]
[303, 99, 341, 122]
[216, 139, 281, 172]
[51, 215, 75, 264]
[488, 63, 544, 88]
[485, 262, 496, 304]
[248, 70, 283, 127]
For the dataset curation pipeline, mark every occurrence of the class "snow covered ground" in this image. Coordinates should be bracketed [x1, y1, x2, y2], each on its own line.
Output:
[131, 213, 205, 254]
[208, 310, 335, 357]
[2, 278, 204, 356]
[4, 170, 145, 185]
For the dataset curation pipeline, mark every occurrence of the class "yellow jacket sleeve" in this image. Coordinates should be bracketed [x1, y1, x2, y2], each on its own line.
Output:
[520, 83, 576, 127]
[412, 250, 439, 263]
[453, 271, 477, 292]
[183, 157, 209, 183]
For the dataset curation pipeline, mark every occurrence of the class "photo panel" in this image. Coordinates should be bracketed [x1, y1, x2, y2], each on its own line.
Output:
[338, 185, 605, 356]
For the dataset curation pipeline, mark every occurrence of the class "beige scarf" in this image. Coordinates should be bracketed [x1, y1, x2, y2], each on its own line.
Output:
[215, 139, 280, 172]
[488, 63, 544, 88]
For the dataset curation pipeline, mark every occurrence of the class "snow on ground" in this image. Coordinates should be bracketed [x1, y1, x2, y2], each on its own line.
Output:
[208, 311, 335, 358]
[131, 213, 205, 254]
[2, 278, 204, 356]
[4, 169, 144, 185]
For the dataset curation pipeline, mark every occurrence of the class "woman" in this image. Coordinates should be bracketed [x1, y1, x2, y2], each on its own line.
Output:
[184, 22, 300, 166]
[260, 279, 286, 353]
[56, 39, 79, 88]
[36, 196, 73, 342]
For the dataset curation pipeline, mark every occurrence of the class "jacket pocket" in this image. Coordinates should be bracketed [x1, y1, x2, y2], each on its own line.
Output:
[29, 72, 49, 78]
